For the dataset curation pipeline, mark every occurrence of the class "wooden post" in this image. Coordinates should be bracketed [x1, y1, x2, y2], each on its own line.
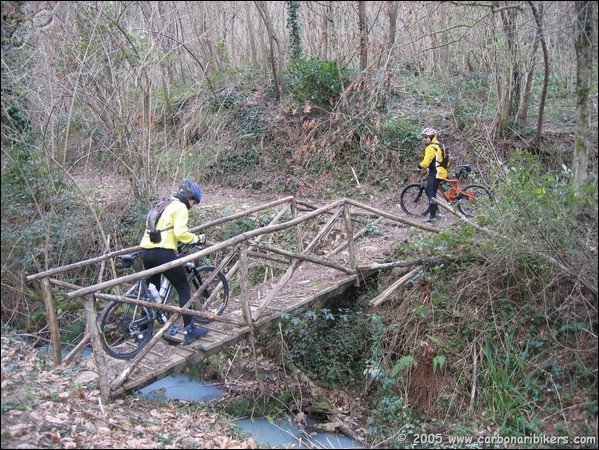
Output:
[343, 204, 358, 286]
[291, 198, 303, 253]
[45, 278, 88, 364]
[83, 295, 114, 403]
[39, 277, 62, 366]
[239, 242, 254, 337]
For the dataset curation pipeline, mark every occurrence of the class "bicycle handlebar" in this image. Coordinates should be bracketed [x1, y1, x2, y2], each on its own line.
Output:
[177, 242, 205, 253]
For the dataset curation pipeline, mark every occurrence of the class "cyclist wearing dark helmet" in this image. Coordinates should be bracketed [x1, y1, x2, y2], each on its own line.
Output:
[140, 180, 208, 343]
[417, 127, 447, 223]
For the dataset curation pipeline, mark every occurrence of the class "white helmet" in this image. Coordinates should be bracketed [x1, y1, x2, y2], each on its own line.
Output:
[420, 127, 437, 137]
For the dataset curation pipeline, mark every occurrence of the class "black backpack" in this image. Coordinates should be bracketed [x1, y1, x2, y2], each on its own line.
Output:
[432, 143, 451, 169]
[146, 197, 174, 243]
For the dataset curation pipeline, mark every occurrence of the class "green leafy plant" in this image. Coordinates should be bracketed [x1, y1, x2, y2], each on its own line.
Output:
[223, 216, 257, 240]
[376, 117, 422, 161]
[432, 355, 446, 373]
[221, 146, 261, 175]
[367, 395, 417, 444]
[285, 58, 354, 109]
[279, 306, 372, 388]
[238, 106, 270, 142]
[391, 355, 416, 376]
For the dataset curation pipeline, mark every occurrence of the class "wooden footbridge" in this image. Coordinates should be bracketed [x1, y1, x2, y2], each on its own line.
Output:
[27, 196, 438, 400]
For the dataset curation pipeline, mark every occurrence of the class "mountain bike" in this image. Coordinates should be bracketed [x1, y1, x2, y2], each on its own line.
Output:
[399, 164, 493, 218]
[98, 243, 229, 360]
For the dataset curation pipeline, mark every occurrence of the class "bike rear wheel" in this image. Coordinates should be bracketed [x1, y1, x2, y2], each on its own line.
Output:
[98, 287, 154, 360]
[457, 184, 494, 217]
[188, 266, 229, 324]
[399, 183, 430, 216]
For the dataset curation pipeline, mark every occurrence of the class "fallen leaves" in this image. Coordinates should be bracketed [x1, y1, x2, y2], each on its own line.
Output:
[1, 335, 256, 449]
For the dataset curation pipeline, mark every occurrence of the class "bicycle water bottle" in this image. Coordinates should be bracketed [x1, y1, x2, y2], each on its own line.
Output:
[159, 279, 169, 299]
[154, 281, 171, 324]
[148, 283, 161, 303]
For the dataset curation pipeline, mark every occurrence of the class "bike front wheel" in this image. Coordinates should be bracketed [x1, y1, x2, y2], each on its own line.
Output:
[98, 294, 154, 360]
[399, 183, 430, 216]
[457, 184, 494, 217]
[188, 266, 230, 324]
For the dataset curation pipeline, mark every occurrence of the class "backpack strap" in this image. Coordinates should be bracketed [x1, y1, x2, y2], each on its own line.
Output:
[146, 198, 175, 232]
[429, 143, 446, 166]
[145, 225, 174, 234]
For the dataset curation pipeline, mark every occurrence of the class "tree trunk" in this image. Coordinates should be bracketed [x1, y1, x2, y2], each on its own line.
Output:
[382, 1, 399, 106]
[287, 1, 302, 61]
[186, 2, 219, 75]
[358, 1, 368, 71]
[158, 63, 173, 119]
[387, 1, 398, 60]
[518, 35, 538, 123]
[527, 1, 549, 149]
[497, 5, 521, 137]
[321, 1, 333, 60]
[573, 1, 594, 183]
[254, 1, 282, 100]
[245, 2, 259, 69]
[518, 0, 544, 123]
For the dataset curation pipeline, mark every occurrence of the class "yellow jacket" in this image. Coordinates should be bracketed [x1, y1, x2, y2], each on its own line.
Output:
[418, 137, 447, 180]
[140, 197, 199, 250]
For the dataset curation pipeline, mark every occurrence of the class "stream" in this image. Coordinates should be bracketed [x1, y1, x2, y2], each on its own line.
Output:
[139, 374, 363, 449]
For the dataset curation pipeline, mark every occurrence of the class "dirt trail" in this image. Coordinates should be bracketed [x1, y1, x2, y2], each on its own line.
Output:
[75, 169, 454, 227]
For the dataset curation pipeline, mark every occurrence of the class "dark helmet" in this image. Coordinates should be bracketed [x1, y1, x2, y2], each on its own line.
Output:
[178, 180, 202, 203]
[420, 127, 437, 137]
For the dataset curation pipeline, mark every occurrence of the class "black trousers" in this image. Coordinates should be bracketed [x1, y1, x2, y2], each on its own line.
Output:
[142, 248, 193, 327]
[425, 174, 440, 219]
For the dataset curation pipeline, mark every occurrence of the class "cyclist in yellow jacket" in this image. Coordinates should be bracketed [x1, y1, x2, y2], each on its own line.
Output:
[417, 127, 447, 223]
[140, 180, 208, 343]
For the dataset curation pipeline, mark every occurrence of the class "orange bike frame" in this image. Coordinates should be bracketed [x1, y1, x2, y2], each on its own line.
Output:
[439, 178, 476, 203]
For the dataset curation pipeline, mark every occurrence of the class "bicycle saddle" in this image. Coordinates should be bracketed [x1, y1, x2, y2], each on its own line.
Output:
[116, 252, 141, 269]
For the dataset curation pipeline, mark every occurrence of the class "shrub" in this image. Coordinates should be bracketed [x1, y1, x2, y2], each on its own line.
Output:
[376, 117, 422, 161]
[279, 306, 373, 388]
[285, 58, 354, 109]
